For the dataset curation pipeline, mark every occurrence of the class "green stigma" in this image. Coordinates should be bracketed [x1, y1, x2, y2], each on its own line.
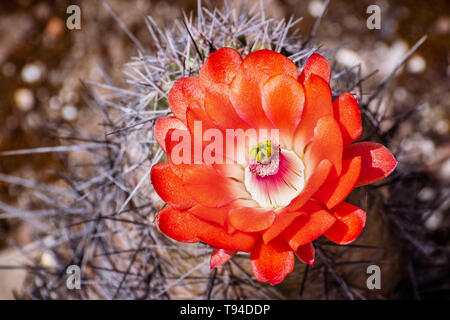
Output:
[249, 140, 274, 164]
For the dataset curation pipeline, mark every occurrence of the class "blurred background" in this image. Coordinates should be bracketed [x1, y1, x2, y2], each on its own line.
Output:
[0, 0, 449, 299]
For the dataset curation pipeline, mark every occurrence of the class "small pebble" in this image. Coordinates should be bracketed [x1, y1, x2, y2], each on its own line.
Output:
[336, 48, 364, 68]
[440, 158, 450, 181]
[435, 120, 449, 134]
[34, 277, 44, 287]
[420, 139, 435, 156]
[407, 55, 426, 74]
[21, 63, 42, 83]
[424, 211, 443, 231]
[14, 88, 34, 112]
[45, 17, 64, 40]
[308, 0, 325, 18]
[418, 187, 436, 201]
[61, 105, 78, 121]
[40, 251, 57, 268]
[434, 16, 450, 35]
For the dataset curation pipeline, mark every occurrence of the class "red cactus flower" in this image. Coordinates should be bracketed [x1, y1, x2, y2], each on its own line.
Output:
[151, 48, 397, 285]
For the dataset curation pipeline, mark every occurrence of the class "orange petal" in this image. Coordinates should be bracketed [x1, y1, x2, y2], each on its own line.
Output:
[314, 156, 362, 209]
[250, 237, 295, 285]
[165, 128, 194, 177]
[229, 69, 274, 129]
[299, 53, 331, 83]
[324, 202, 366, 244]
[213, 163, 245, 181]
[157, 206, 200, 243]
[262, 75, 305, 148]
[229, 207, 275, 232]
[188, 199, 255, 228]
[230, 49, 299, 129]
[344, 142, 398, 187]
[154, 116, 187, 152]
[186, 101, 218, 134]
[284, 202, 336, 250]
[296, 242, 315, 266]
[210, 248, 237, 269]
[304, 116, 343, 176]
[286, 159, 332, 212]
[332, 93, 362, 145]
[168, 77, 204, 125]
[262, 211, 304, 244]
[186, 106, 246, 166]
[204, 84, 251, 130]
[157, 206, 258, 252]
[263, 200, 321, 244]
[240, 49, 299, 85]
[199, 225, 258, 253]
[293, 74, 334, 153]
[151, 163, 196, 210]
[199, 47, 243, 89]
[182, 165, 248, 207]
[188, 203, 229, 226]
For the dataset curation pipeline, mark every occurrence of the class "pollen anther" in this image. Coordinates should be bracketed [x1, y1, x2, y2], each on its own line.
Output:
[248, 140, 280, 177]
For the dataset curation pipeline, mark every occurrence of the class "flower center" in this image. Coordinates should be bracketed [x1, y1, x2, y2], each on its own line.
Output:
[248, 140, 280, 177]
[244, 144, 306, 209]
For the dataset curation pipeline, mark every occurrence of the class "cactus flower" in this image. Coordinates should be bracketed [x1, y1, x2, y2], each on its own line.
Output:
[151, 48, 397, 285]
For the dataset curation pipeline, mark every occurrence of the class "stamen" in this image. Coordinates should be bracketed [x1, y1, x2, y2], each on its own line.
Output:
[248, 140, 280, 177]
[244, 149, 305, 209]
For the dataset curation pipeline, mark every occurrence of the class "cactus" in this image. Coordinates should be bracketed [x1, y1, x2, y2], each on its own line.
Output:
[0, 0, 444, 300]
